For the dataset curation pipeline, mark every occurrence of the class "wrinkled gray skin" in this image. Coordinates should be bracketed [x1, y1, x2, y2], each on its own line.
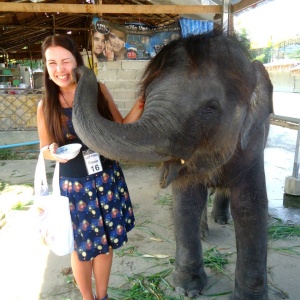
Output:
[73, 32, 273, 299]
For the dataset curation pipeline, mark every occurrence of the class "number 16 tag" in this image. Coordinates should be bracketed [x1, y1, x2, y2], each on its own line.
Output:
[83, 150, 103, 175]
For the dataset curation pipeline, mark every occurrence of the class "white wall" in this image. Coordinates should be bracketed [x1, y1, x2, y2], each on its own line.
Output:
[268, 71, 300, 93]
[96, 60, 149, 117]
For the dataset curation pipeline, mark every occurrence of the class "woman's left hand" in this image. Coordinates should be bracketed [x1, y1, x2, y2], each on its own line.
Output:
[48, 143, 69, 163]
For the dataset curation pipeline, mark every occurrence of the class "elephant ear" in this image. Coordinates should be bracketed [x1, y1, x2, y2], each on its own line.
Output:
[240, 60, 274, 150]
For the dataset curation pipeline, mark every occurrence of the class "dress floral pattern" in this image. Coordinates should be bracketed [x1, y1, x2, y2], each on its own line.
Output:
[59, 108, 135, 261]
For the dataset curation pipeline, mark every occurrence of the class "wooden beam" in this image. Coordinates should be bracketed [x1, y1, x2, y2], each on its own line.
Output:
[0, 25, 87, 31]
[232, 0, 266, 13]
[0, 3, 223, 14]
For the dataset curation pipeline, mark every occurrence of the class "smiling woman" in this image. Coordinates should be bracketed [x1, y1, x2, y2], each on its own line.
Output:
[36, 33, 144, 300]
[45, 48, 77, 92]
[107, 24, 128, 60]
[91, 24, 108, 62]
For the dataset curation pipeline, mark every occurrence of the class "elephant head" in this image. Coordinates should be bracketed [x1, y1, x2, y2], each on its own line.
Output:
[73, 30, 273, 186]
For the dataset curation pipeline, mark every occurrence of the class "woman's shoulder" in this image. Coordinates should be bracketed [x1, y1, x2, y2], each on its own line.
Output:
[99, 82, 113, 99]
[37, 98, 44, 111]
[37, 97, 48, 116]
[99, 81, 107, 91]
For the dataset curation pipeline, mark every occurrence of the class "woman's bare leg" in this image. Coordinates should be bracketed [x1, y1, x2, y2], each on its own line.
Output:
[93, 248, 113, 300]
[71, 251, 94, 300]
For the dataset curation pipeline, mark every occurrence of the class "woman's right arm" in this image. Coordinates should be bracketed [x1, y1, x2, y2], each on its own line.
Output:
[100, 83, 144, 124]
[37, 100, 67, 162]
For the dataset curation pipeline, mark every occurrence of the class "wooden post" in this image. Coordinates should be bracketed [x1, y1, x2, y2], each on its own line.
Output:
[52, 14, 55, 35]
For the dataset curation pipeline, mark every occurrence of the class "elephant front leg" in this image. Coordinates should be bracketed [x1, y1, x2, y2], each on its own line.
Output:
[230, 166, 268, 300]
[172, 181, 208, 298]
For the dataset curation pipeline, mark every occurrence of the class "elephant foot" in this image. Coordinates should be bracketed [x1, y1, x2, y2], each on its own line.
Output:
[231, 283, 268, 300]
[172, 268, 207, 298]
[211, 209, 229, 225]
[210, 189, 230, 225]
[200, 221, 209, 237]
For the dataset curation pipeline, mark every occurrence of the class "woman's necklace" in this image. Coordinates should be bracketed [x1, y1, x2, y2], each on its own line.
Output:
[60, 92, 72, 108]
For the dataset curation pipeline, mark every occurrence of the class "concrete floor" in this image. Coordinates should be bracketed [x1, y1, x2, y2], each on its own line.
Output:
[267, 91, 300, 221]
[265, 124, 300, 222]
[0, 91, 299, 300]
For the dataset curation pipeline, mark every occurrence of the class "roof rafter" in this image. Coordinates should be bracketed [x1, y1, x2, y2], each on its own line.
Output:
[0, 0, 269, 61]
[1, 3, 223, 14]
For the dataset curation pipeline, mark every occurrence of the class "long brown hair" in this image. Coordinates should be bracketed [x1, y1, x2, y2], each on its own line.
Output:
[41, 34, 113, 145]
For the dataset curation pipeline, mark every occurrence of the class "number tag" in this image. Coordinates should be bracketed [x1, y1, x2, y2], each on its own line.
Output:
[82, 150, 103, 175]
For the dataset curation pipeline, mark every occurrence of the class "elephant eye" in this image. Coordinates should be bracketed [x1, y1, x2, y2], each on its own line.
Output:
[204, 101, 218, 114]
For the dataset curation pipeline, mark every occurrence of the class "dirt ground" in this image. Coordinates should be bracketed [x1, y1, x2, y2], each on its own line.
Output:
[0, 124, 300, 300]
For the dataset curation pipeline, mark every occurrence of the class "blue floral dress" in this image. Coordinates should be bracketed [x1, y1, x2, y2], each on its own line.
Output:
[59, 108, 135, 261]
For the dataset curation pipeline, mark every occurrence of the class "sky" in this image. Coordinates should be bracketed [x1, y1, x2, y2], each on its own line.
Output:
[234, 0, 300, 48]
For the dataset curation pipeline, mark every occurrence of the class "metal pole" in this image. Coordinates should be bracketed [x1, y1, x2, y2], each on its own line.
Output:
[0, 140, 39, 149]
[222, 0, 231, 35]
[292, 122, 300, 178]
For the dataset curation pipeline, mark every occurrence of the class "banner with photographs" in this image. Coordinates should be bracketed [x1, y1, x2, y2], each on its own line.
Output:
[91, 17, 182, 62]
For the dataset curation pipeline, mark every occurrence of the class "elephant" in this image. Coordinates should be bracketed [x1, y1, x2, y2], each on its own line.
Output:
[72, 30, 273, 299]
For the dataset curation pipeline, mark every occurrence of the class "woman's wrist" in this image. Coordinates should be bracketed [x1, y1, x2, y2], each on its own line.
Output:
[49, 142, 57, 151]
[42, 142, 57, 153]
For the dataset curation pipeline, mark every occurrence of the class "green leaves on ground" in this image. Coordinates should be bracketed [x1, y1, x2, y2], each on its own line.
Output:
[268, 217, 300, 240]
[111, 246, 231, 299]
[109, 268, 180, 300]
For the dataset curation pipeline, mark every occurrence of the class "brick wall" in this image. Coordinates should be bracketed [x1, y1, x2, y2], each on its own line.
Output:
[96, 60, 149, 117]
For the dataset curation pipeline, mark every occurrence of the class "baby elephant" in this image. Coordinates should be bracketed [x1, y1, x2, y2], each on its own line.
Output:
[73, 30, 273, 299]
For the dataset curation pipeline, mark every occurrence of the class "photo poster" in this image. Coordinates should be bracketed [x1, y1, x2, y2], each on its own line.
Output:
[90, 17, 182, 63]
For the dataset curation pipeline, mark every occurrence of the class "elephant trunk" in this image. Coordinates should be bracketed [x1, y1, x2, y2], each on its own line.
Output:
[72, 66, 183, 162]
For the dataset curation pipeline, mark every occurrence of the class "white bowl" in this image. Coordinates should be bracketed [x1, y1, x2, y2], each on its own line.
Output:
[56, 143, 82, 160]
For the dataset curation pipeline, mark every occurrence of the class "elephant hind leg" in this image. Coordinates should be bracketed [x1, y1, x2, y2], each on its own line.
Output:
[200, 204, 209, 237]
[173, 267, 207, 298]
[210, 188, 230, 225]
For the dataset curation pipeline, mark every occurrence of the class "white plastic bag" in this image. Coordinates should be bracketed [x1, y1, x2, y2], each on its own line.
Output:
[33, 151, 74, 256]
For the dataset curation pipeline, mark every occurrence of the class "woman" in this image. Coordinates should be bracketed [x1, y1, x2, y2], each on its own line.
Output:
[92, 29, 106, 61]
[107, 25, 127, 60]
[37, 34, 144, 300]
[91, 25, 113, 62]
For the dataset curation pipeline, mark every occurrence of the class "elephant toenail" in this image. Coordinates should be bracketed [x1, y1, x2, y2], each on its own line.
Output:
[188, 289, 201, 298]
[175, 286, 186, 295]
